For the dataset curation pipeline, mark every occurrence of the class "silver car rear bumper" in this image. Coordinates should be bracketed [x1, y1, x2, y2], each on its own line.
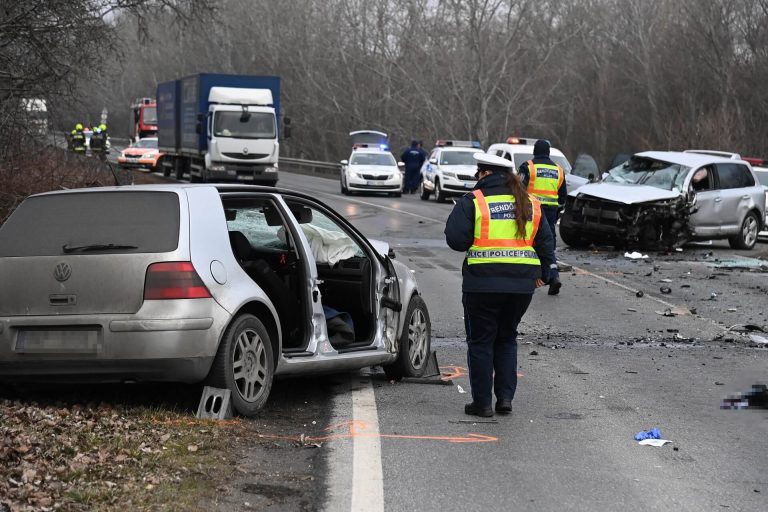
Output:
[0, 299, 230, 383]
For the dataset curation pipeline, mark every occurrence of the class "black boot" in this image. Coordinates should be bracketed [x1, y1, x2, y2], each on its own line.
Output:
[464, 402, 494, 417]
[495, 399, 512, 414]
[548, 278, 562, 296]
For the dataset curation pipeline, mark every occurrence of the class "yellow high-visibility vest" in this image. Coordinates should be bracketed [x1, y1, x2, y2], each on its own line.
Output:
[467, 190, 541, 266]
[526, 160, 564, 207]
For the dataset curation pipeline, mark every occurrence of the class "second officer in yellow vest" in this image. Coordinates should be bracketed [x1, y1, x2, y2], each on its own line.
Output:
[518, 139, 566, 295]
[445, 153, 555, 417]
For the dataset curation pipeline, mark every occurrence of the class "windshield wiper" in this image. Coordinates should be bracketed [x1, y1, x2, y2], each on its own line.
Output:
[62, 243, 138, 253]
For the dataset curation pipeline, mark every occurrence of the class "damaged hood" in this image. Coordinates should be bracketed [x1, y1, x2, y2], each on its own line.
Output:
[571, 183, 681, 204]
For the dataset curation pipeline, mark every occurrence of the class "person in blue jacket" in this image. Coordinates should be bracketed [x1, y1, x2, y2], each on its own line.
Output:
[445, 153, 555, 417]
[400, 140, 427, 194]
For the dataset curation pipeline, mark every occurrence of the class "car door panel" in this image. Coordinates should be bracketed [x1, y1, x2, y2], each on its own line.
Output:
[715, 163, 756, 234]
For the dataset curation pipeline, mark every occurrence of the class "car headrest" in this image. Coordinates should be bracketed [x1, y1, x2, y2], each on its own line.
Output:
[228, 231, 252, 261]
[263, 206, 283, 227]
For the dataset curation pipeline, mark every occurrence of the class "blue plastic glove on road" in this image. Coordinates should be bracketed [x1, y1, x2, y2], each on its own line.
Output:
[634, 428, 662, 441]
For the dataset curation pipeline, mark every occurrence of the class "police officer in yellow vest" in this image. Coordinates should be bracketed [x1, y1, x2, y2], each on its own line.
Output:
[518, 139, 566, 295]
[445, 153, 555, 417]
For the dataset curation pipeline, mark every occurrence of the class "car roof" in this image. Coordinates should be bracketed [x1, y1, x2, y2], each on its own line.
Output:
[487, 143, 566, 158]
[634, 151, 751, 167]
[29, 184, 319, 202]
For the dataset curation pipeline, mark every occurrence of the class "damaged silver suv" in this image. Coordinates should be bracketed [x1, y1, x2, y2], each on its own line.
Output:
[560, 151, 766, 250]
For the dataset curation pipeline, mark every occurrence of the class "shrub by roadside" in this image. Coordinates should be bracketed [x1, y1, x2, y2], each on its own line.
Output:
[0, 148, 116, 225]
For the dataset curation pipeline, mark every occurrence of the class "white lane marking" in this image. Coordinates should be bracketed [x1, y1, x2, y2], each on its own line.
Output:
[350, 377, 384, 512]
[310, 189, 444, 224]
[566, 261, 728, 332]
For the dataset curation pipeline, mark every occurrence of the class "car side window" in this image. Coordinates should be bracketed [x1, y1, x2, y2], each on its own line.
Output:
[285, 200, 366, 264]
[690, 166, 714, 192]
[225, 199, 290, 251]
[715, 163, 755, 189]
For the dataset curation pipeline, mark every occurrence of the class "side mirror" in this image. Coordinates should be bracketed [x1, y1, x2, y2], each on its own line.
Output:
[587, 173, 595, 182]
[340, 159, 349, 165]
[283, 116, 291, 126]
[195, 122, 201, 134]
[429, 158, 438, 164]
[283, 125, 292, 139]
[197, 113, 206, 122]
[397, 162, 405, 167]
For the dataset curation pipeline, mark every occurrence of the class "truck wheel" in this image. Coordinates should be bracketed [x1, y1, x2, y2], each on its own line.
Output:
[162, 158, 171, 177]
[207, 314, 274, 417]
[384, 295, 431, 381]
[728, 212, 759, 250]
[174, 160, 184, 181]
[434, 179, 447, 203]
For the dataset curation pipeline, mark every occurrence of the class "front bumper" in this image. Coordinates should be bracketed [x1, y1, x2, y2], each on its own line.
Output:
[207, 162, 279, 183]
[347, 174, 402, 192]
[0, 299, 231, 383]
[118, 157, 160, 169]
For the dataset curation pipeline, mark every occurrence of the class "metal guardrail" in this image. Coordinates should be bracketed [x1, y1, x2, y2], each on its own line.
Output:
[279, 157, 341, 179]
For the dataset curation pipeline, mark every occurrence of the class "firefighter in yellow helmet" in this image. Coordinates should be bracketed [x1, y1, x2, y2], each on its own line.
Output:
[444, 153, 555, 417]
[70, 123, 86, 153]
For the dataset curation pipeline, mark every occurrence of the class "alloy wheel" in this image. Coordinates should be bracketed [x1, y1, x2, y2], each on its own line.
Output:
[231, 328, 268, 402]
[408, 308, 428, 369]
[743, 215, 758, 247]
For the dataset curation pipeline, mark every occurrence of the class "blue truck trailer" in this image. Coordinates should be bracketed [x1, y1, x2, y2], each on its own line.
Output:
[157, 73, 282, 184]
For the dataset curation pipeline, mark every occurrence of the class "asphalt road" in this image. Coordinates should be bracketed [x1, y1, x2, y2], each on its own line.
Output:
[270, 172, 768, 512]
[69, 154, 768, 511]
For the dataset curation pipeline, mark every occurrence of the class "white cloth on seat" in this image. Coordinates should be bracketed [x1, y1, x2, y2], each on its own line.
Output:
[299, 224, 358, 266]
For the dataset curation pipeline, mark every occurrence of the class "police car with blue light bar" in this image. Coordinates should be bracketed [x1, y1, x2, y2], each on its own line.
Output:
[340, 131, 404, 196]
[419, 140, 484, 202]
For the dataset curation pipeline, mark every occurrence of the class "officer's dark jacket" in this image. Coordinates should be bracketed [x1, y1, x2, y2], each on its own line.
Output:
[400, 146, 427, 170]
[518, 156, 568, 206]
[444, 172, 555, 294]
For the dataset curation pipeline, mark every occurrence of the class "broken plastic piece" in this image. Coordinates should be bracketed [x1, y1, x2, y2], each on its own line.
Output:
[634, 427, 662, 441]
[624, 251, 648, 259]
[638, 438, 672, 447]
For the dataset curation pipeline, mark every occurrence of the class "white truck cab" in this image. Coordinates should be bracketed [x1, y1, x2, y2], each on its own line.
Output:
[487, 137, 580, 191]
[203, 87, 279, 182]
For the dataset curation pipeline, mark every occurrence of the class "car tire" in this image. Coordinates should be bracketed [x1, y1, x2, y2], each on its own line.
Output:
[384, 295, 431, 381]
[728, 211, 760, 250]
[390, 192, 402, 198]
[559, 210, 590, 248]
[434, 179, 447, 203]
[419, 181, 431, 200]
[341, 179, 349, 195]
[207, 314, 275, 417]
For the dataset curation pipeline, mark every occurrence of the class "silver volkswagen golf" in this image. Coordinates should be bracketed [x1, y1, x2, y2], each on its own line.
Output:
[0, 185, 431, 416]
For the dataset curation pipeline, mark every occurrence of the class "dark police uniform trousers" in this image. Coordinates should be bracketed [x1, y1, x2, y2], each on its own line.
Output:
[445, 172, 555, 408]
[463, 292, 532, 405]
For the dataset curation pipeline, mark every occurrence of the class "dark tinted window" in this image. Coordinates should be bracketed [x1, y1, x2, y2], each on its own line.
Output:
[0, 192, 180, 256]
[716, 164, 755, 189]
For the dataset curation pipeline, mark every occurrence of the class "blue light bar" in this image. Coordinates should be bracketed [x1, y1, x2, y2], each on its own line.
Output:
[380, 144, 389, 150]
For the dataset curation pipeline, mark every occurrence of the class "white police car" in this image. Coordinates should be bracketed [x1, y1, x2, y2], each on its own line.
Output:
[419, 140, 484, 202]
[487, 137, 582, 191]
[340, 144, 404, 197]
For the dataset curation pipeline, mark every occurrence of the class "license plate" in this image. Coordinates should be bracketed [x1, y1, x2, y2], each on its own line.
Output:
[366, 180, 379, 186]
[464, 182, 474, 188]
[15, 327, 101, 354]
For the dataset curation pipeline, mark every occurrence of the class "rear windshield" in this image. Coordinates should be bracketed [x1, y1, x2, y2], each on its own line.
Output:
[0, 191, 180, 257]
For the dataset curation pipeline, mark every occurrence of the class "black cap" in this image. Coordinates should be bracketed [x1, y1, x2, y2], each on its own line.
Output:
[534, 139, 550, 157]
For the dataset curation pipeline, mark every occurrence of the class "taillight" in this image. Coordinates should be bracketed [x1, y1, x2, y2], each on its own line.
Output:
[144, 262, 211, 300]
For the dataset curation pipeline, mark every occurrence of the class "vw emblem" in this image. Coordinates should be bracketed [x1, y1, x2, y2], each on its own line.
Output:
[53, 263, 72, 282]
[242, 147, 249, 155]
